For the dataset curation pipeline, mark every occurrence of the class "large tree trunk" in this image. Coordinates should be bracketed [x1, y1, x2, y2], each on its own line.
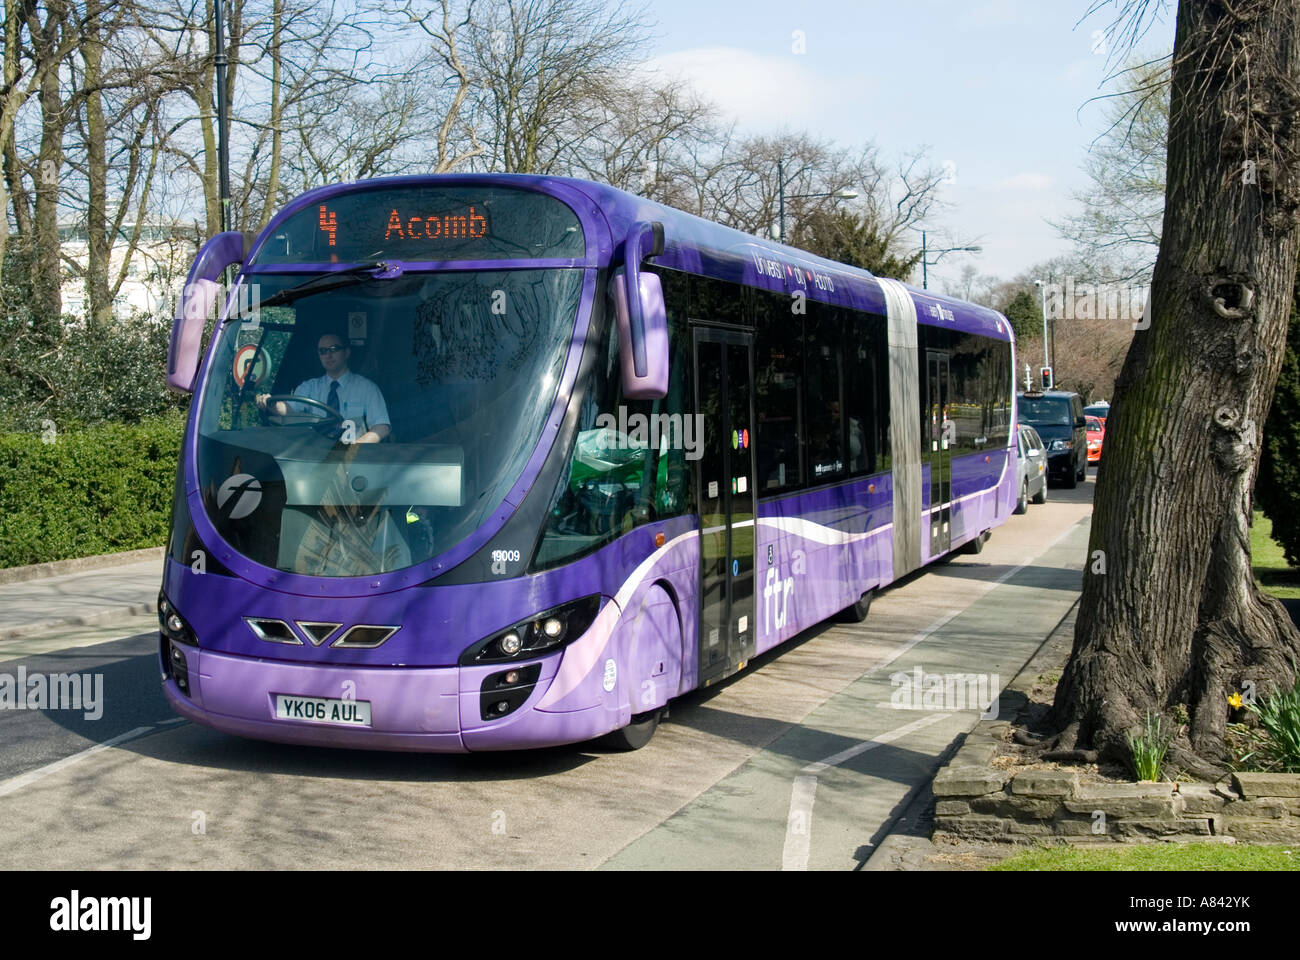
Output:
[1051, 0, 1300, 779]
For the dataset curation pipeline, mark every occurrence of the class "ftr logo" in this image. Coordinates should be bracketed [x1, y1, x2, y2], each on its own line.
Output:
[763, 549, 806, 634]
[217, 473, 262, 520]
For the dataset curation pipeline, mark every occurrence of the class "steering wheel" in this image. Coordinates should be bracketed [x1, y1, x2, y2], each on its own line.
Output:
[259, 394, 343, 426]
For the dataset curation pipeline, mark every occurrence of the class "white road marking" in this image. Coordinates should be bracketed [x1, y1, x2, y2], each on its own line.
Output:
[0, 725, 155, 798]
[781, 713, 951, 871]
[782, 775, 818, 872]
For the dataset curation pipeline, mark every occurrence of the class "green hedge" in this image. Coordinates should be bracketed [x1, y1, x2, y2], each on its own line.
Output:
[1258, 275, 1300, 567]
[0, 411, 186, 568]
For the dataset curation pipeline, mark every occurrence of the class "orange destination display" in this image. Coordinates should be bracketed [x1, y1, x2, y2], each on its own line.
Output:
[251, 184, 585, 265]
[380, 206, 489, 241]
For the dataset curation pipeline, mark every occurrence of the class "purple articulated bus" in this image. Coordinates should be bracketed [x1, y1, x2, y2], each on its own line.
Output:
[158, 174, 1017, 752]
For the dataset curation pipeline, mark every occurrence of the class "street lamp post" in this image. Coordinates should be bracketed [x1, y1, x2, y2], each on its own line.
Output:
[1034, 279, 1050, 371]
[919, 231, 981, 289]
[777, 158, 858, 244]
[214, 0, 232, 232]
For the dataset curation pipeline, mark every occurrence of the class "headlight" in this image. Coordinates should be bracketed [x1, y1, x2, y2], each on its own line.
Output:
[158, 589, 197, 646]
[1049, 439, 1070, 451]
[460, 594, 603, 665]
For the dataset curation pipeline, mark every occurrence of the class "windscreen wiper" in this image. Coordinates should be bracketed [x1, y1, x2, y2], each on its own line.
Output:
[256, 261, 404, 309]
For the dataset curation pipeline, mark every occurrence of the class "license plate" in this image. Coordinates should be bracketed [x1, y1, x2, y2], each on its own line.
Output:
[275, 694, 372, 727]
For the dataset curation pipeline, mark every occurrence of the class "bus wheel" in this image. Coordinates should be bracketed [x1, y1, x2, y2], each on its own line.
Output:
[601, 707, 663, 751]
[965, 530, 989, 554]
[838, 588, 874, 623]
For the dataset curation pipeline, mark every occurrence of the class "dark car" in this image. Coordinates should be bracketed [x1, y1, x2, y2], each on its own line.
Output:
[1083, 401, 1110, 425]
[1017, 390, 1087, 488]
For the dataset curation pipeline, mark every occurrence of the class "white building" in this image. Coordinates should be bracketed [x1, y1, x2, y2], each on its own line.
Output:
[58, 222, 201, 321]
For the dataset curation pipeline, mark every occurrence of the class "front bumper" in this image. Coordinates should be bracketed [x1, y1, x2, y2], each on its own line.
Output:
[1046, 450, 1075, 478]
[161, 643, 619, 752]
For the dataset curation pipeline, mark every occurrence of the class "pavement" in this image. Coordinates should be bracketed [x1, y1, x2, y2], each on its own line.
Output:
[862, 596, 1082, 871]
[0, 552, 163, 641]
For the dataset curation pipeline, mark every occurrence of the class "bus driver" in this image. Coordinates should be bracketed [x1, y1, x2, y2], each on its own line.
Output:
[256, 332, 392, 443]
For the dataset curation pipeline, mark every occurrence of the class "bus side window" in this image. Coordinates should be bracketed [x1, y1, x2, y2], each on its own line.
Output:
[843, 310, 884, 476]
[804, 303, 845, 481]
[755, 290, 802, 491]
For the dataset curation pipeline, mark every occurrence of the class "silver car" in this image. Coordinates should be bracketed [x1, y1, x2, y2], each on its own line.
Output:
[1016, 424, 1048, 514]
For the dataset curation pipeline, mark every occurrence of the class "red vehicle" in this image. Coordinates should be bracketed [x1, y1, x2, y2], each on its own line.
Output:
[1086, 415, 1105, 464]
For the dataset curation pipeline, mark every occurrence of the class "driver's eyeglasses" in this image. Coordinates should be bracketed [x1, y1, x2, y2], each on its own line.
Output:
[317, 345, 346, 355]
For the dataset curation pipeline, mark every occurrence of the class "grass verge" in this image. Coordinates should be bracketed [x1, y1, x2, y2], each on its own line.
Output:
[1252, 510, 1300, 599]
[989, 843, 1299, 871]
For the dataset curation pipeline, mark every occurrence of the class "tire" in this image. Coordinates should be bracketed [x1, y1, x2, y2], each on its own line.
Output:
[965, 530, 989, 554]
[600, 707, 662, 751]
[1032, 480, 1047, 505]
[1015, 480, 1029, 515]
[838, 588, 874, 623]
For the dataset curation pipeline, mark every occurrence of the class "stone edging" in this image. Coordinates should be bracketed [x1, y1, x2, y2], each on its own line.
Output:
[0, 546, 164, 585]
[932, 721, 1300, 844]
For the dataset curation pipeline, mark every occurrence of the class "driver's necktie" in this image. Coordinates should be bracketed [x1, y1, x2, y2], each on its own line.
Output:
[327, 380, 340, 417]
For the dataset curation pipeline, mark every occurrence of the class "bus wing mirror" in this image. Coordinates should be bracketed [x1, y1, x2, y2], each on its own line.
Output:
[615, 221, 668, 400]
[168, 278, 219, 394]
[168, 230, 251, 394]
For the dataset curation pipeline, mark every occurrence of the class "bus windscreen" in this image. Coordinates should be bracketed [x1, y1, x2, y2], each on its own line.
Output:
[251, 185, 585, 265]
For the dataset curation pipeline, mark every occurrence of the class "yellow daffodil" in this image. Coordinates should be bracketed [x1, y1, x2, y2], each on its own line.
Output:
[1228, 692, 1243, 709]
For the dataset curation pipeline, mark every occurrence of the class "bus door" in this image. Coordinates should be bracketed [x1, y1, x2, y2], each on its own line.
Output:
[694, 326, 757, 684]
[927, 350, 952, 556]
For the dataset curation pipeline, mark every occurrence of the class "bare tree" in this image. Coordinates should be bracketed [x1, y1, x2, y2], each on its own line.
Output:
[556, 75, 715, 201]
[65, 0, 181, 326]
[1056, 55, 1170, 282]
[684, 132, 946, 273]
[465, 0, 651, 174]
[394, 0, 483, 174]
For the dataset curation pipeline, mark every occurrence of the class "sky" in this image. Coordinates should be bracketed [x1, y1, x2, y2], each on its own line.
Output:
[639, 0, 1176, 291]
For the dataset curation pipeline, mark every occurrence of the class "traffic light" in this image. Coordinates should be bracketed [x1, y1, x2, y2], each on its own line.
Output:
[1040, 367, 1053, 389]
